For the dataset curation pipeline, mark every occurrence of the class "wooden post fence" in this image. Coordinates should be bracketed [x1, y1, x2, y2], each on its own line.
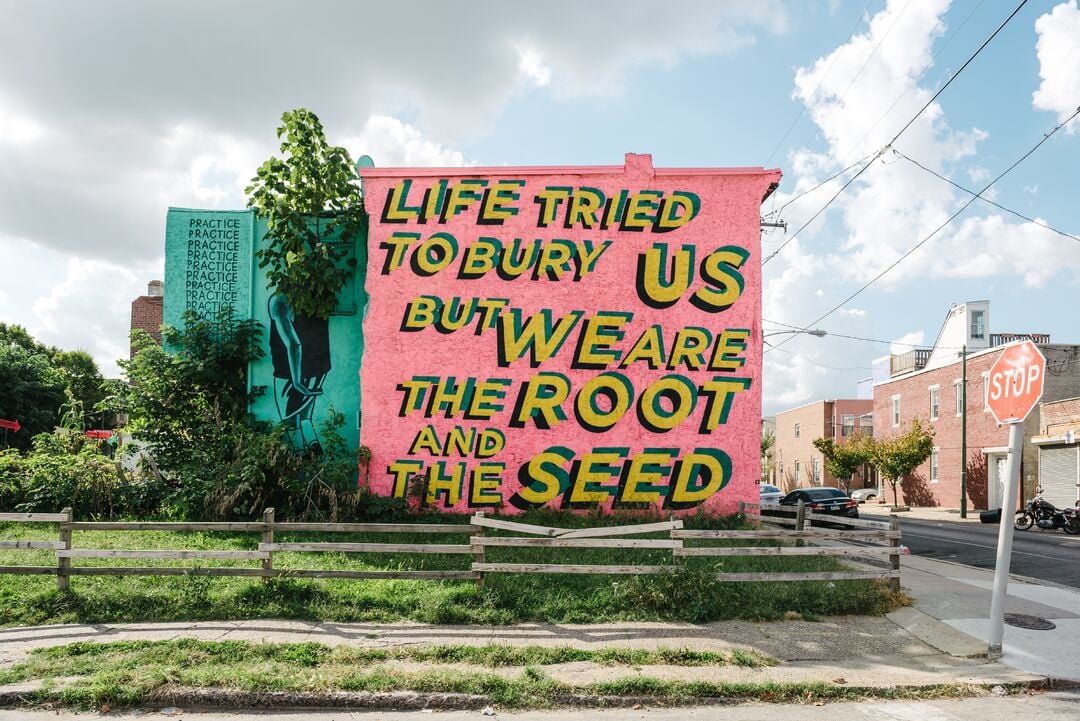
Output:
[261, 508, 274, 583]
[889, 515, 901, 593]
[57, 507, 72, 591]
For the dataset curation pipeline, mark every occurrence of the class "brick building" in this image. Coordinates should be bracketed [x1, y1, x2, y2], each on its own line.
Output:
[130, 280, 164, 357]
[872, 301, 1080, 509]
[773, 399, 873, 492]
[1033, 397, 1080, 508]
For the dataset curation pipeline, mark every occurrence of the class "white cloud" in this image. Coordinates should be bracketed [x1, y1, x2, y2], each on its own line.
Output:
[0, 98, 43, 144]
[1033, 1, 1080, 131]
[343, 116, 472, 168]
[516, 46, 552, 87]
[890, 330, 925, 355]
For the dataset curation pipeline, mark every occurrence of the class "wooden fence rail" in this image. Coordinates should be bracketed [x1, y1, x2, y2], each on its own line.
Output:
[0, 507, 902, 591]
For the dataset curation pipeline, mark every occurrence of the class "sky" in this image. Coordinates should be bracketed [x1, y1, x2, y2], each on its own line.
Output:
[0, 0, 1078, 415]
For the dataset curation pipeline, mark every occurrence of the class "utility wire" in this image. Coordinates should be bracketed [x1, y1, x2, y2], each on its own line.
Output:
[838, 0, 986, 165]
[892, 148, 1080, 243]
[763, 318, 963, 350]
[767, 105, 1080, 355]
[764, 0, 1030, 267]
[763, 342, 874, 371]
[764, 150, 877, 224]
[763, 0, 875, 168]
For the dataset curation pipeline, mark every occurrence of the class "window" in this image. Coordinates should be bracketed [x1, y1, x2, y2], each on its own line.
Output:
[892, 395, 901, 427]
[795, 423, 800, 438]
[794, 460, 801, 485]
[779, 461, 784, 477]
[982, 371, 991, 412]
[970, 310, 985, 340]
[841, 414, 855, 437]
[812, 458, 822, 485]
[930, 448, 939, 483]
[929, 386, 940, 421]
[954, 380, 963, 416]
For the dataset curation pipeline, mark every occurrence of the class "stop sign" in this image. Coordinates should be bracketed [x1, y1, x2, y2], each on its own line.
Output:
[986, 340, 1046, 424]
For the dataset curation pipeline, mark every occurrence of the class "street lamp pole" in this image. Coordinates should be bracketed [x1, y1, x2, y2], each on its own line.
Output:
[960, 344, 968, 519]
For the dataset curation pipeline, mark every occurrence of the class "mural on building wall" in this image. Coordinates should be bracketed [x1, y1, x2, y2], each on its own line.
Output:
[359, 154, 779, 514]
[268, 293, 332, 452]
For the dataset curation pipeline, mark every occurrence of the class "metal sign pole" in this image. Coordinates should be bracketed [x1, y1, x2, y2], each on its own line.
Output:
[987, 420, 1024, 658]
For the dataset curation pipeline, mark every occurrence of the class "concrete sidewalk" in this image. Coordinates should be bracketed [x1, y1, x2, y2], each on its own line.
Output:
[894, 553, 1080, 679]
[862, 506, 985, 523]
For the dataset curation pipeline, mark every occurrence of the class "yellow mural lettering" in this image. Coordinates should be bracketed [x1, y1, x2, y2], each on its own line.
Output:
[512, 373, 571, 428]
[620, 325, 666, 369]
[413, 232, 459, 275]
[617, 449, 678, 504]
[637, 243, 694, 307]
[668, 449, 729, 506]
[408, 425, 443, 455]
[572, 239, 612, 279]
[667, 327, 712, 370]
[427, 461, 465, 506]
[498, 309, 583, 366]
[574, 372, 634, 432]
[638, 375, 697, 431]
[534, 239, 576, 280]
[655, 191, 700, 231]
[534, 187, 573, 227]
[621, 191, 663, 230]
[514, 447, 574, 506]
[461, 237, 501, 276]
[429, 377, 476, 417]
[469, 463, 505, 505]
[476, 428, 506, 458]
[698, 377, 752, 432]
[692, 246, 748, 312]
[708, 329, 750, 371]
[568, 449, 625, 504]
[478, 180, 525, 223]
[566, 187, 605, 228]
[380, 231, 420, 273]
[573, 311, 632, 368]
[444, 179, 487, 218]
[467, 379, 511, 419]
[388, 459, 424, 498]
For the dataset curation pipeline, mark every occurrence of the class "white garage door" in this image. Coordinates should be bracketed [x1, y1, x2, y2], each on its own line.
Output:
[1039, 445, 1079, 508]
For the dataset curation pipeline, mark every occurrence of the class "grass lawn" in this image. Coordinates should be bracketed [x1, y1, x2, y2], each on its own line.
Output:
[0, 512, 904, 627]
[0, 639, 978, 710]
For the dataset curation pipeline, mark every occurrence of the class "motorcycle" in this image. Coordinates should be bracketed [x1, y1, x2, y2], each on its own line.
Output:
[1014, 488, 1080, 534]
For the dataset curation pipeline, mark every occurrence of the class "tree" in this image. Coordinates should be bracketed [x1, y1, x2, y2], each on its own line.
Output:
[867, 419, 935, 508]
[812, 435, 870, 495]
[0, 323, 107, 431]
[760, 431, 775, 481]
[246, 108, 366, 319]
[0, 344, 66, 450]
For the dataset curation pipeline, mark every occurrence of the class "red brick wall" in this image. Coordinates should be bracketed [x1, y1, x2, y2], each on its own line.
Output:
[774, 399, 873, 493]
[1042, 397, 1080, 435]
[130, 295, 163, 358]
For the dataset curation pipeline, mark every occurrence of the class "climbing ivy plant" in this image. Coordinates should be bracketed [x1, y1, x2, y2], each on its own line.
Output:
[246, 109, 365, 318]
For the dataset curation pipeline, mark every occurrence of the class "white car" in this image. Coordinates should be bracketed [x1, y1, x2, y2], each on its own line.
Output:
[851, 488, 879, 504]
[759, 483, 783, 504]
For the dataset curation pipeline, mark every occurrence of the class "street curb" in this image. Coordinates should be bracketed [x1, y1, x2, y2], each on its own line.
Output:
[2, 679, 1075, 711]
[887, 607, 988, 659]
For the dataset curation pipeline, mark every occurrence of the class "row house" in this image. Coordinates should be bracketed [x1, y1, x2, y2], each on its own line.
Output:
[872, 301, 1080, 509]
[773, 399, 873, 492]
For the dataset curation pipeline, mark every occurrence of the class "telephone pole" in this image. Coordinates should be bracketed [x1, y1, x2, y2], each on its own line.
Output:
[960, 344, 968, 519]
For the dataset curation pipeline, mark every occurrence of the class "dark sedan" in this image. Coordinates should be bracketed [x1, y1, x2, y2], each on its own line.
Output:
[779, 488, 860, 519]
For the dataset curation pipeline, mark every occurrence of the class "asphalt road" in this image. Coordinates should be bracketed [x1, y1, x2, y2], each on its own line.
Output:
[863, 513, 1080, 589]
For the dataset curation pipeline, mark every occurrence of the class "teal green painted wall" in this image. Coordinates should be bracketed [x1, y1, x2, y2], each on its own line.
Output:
[247, 217, 366, 452]
[163, 206, 365, 453]
[163, 208, 255, 332]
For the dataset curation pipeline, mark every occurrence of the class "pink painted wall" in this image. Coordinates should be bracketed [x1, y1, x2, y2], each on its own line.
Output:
[359, 154, 779, 514]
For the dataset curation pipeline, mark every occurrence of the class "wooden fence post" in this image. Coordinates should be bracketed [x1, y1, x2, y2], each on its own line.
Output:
[889, 515, 901, 593]
[738, 501, 745, 516]
[794, 499, 806, 547]
[473, 512, 485, 588]
[262, 508, 274, 583]
[57, 507, 72, 591]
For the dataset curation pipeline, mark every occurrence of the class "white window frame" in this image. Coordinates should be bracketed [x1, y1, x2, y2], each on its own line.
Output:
[929, 385, 940, 421]
[970, 310, 985, 340]
[982, 371, 991, 412]
[892, 395, 901, 427]
[840, 414, 855, 437]
[930, 447, 939, 483]
[813, 458, 822, 485]
[954, 379, 963, 416]
[794, 460, 801, 485]
[794, 422, 800, 438]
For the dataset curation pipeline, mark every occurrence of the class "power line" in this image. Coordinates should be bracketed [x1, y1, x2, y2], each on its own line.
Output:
[764, 0, 1030, 267]
[763, 342, 873, 372]
[767, 105, 1080, 354]
[810, 0, 915, 146]
[763, 318, 963, 350]
[764, 150, 877, 225]
[838, 0, 987, 165]
[892, 148, 1080, 243]
[763, 0, 876, 168]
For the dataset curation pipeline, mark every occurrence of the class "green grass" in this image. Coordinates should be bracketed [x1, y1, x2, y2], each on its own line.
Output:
[0, 513, 904, 627]
[0, 639, 979, 710]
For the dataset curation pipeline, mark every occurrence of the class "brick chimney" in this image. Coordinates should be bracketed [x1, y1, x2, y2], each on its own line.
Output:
[130, 280, 164, 357]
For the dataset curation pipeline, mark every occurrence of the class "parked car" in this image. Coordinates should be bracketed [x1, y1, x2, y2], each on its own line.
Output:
[758, 483, 783, 504]
[851, 487, 879, 504]
[778, 488, 860, 519]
